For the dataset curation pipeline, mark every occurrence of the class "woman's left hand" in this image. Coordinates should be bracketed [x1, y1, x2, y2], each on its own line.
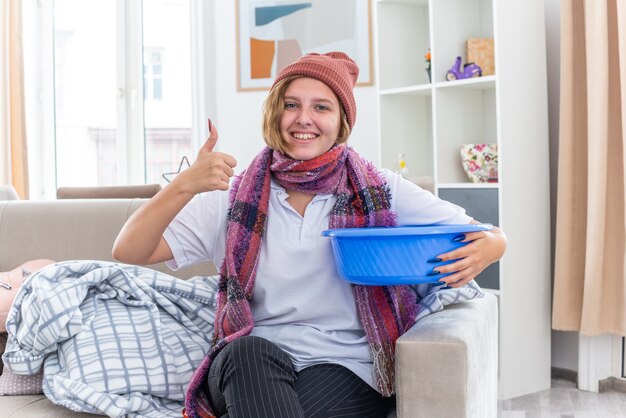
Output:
[432, 223, 507, 288]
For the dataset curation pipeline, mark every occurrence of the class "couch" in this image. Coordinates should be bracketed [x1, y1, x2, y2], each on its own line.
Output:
[0, 196, 498, 418]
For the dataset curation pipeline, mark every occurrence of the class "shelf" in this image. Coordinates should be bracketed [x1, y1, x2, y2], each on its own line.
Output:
[431, 0, 494, 84]
[375, 0, 552, 401]
[379, 94, 433, 177]
[377, 0, 430, 89]
[435, 75, 496, 90]
[438, 182, 499, 189]
[379, 84, 432, 96]
[435, 86, 497, 183]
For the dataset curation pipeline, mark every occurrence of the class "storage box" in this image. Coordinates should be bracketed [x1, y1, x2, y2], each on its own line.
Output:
[322, 224, 493, 285]
[467, 38, 495, 76]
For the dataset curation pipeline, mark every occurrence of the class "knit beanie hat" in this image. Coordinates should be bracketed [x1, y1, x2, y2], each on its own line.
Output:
[272, 51, 360, 130]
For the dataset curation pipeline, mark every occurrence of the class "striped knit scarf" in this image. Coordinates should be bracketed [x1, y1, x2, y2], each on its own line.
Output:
[183, 145, 418, 418]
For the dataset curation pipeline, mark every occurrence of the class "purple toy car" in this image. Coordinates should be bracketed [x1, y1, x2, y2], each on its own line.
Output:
[446, 56, 482, 81]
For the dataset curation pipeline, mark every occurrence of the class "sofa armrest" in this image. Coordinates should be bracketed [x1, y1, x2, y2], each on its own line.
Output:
[395, 293, 498, 418]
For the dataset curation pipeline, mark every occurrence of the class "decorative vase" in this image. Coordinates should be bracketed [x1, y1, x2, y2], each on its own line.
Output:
[460, 143, 498, 183]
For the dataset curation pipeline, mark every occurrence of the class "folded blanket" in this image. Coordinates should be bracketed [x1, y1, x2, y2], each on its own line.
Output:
[3, 261, 218, 418]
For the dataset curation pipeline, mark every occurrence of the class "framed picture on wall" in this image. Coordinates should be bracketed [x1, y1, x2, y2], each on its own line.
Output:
[236, 0, 373, 91]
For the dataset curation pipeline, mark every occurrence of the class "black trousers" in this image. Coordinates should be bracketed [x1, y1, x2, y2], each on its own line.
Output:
[206, 336, 392, 418]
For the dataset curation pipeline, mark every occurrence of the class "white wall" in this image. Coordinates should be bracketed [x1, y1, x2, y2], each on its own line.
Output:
[209, 1, 380, 174]
[544, 0, 579, 372]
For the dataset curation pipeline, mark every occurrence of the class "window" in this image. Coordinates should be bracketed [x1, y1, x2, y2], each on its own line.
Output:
[51, 0, 193, 187]
[53, 0, 118, 186]
[144, 49, 164, 101]
[142, 0, 193, 184]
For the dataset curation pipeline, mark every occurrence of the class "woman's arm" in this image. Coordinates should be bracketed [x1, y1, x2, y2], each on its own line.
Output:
[112, 124, 237, 265]
[383, 172, 506, 288]
[433, 220, 507, 288]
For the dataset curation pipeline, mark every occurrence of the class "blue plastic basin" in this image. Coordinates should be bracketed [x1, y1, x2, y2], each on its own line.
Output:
[322, 224, 493, 285]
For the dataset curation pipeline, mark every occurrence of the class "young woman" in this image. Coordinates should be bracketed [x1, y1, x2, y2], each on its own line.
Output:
[113, 52, 506, 418]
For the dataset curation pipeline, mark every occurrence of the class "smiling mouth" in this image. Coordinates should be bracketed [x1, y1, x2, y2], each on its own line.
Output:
[292, 133, 318, 141]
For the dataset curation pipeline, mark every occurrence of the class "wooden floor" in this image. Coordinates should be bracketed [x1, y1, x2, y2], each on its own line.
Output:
[500, 378, 626, 417]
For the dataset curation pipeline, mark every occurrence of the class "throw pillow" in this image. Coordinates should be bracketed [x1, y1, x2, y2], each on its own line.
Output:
[0, 333, 6, 374]
[0, 259, 56, 333]
[0, 367, 43, 395]
[0, 260, 54, 396]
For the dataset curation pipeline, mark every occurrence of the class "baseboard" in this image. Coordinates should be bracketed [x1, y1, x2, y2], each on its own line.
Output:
[614, 378, 626, 393]
[551, 367, 577, 383]
[550, 367, 626, 394]
[599, 377, 626, 394]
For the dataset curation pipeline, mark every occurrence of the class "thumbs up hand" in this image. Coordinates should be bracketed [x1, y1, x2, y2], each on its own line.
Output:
[172, 119, 237, 194]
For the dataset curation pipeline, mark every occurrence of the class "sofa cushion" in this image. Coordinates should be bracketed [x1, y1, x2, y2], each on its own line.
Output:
[0, 395, 94, 417]
[0, 200, 216, 278]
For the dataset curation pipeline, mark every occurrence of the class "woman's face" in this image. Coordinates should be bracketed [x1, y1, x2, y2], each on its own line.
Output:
[280, 77, 341, 161]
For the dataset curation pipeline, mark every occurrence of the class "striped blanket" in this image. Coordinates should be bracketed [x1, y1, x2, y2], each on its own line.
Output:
[2, 261, 218, 418]
[1, 260, 482, 417]
[412, 280, 484, 321]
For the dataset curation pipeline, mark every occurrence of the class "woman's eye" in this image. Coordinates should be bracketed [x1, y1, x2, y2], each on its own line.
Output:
[284, 102, 298, 109]
[315, 105, 329, 111]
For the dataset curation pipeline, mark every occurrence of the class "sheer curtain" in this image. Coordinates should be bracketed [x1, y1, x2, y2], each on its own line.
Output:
[552, 0, 626, 336]
[0, 0, 29, 198]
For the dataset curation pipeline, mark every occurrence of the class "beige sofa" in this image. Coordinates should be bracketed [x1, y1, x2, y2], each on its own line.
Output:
[0, 197, 498, 418]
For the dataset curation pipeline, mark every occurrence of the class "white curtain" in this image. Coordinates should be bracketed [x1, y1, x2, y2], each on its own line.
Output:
[0, 0, 12, 186]
[0, 0, 29, 198]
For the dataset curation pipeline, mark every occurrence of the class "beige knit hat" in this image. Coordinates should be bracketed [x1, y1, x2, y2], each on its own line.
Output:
[272, 51, 360, 129]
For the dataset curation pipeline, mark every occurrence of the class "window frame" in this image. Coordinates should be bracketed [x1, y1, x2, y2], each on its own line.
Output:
[24, 0, 215, 198]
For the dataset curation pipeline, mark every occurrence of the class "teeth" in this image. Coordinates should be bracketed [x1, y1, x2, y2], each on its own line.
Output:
[293, 133, 317, 140]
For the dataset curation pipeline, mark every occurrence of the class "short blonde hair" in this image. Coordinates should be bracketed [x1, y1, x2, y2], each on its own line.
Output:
[261, 75, 351, 155]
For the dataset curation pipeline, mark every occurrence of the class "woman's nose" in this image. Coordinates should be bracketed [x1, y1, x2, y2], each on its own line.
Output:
[296, 108, 312, 125]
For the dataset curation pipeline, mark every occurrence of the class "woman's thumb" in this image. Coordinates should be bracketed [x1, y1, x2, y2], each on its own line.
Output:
[202, 120, 218, 152]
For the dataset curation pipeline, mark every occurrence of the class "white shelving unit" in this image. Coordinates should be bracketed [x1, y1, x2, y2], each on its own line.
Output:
[374, 0, 551, 400]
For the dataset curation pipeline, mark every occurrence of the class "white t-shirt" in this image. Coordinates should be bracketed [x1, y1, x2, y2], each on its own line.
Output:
[163, 168, 471, 391]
